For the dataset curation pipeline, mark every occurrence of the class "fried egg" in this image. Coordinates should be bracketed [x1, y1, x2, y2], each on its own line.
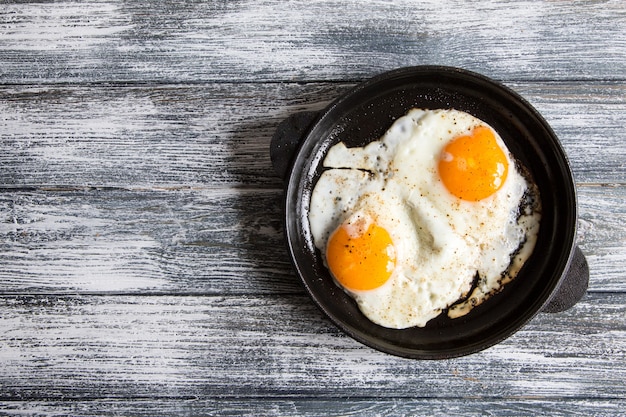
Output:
[309, 108, 541, 329]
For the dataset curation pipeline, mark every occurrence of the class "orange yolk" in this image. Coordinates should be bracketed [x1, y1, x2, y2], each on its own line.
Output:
[326, 219, 396, 291]
[438, 126, 509, 201]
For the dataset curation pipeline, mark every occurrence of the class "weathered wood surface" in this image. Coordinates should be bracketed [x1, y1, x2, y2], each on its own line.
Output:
[1, 294, 625, 399]
[1, 82, 624, 187]
[1, 0, 626, 415]
[1, 0, 626, 83]
[0, 186, 624, 293]
[2, 399, 626, 417]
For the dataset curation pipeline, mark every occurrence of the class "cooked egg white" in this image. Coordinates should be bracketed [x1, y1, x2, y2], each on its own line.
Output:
[309, 108, 541, 329]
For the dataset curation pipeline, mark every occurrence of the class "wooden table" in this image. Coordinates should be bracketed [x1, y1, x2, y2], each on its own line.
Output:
[1, 1, 625, 415]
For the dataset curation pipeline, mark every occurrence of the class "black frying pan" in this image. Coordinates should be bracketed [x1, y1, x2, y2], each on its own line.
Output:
[271, 66, 589, 359]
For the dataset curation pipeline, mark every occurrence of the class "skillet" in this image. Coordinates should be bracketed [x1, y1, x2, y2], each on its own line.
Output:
[271, 66, 588, 359]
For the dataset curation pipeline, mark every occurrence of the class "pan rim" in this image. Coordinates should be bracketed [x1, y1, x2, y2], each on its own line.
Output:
[283, 65, 578, 359]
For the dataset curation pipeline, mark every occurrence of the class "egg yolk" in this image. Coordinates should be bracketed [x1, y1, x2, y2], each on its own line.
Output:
[438, 126, 509, 201]
[326, 218, 396, 291]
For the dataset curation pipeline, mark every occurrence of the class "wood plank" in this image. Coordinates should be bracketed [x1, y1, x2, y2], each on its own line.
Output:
[0, 293, 624, 400]
[1, 398, 626, 417]
[508, 81, 626, 185]
[1, 0, 625, 83]
[0, 83, 337, 189]
[0, 188, 297, 294]
[1, 82, 624, 188]
[2, 1, 623, 414]
[0, 185, 624, 294]
[577, 184, 626, 291]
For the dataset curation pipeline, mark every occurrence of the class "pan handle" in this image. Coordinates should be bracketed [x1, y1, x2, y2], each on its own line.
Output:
[270, 111, 319, 182]
[271, 112, 589, 313]
[541, 245, 589, 313]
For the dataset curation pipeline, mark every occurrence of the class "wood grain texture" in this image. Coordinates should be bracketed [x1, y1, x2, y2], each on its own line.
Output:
[0, 83, 335, 189]
[0, 293, 624, 400]
[0, 188, 294, 294]
[1, 81, 624, 188]
[2, 0, 625, 415]
[3, 399, 626, 417]
[0, 185, 624, 293]
[1, 0, 626, 83]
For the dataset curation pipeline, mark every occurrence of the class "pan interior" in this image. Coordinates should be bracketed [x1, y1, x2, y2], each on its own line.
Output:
[285, 67, 577, 359]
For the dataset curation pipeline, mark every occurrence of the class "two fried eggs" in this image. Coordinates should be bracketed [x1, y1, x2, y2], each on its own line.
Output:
[309, 109, 541, 329]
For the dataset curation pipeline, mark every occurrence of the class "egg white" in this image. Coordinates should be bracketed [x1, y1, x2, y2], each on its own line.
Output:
[309, 108, 541, 328]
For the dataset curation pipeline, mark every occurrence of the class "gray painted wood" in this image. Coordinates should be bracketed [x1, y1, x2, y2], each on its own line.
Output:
[0, 82, 624, 187]
[1, 0, 626, 83]
[1, 0, 625, 415]
[3, 399, 626, 417]
[1, 294, 624, 399]
[0, 186, 624, 293]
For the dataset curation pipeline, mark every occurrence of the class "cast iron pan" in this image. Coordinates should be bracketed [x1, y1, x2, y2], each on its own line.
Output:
[271, 66, 589, 359]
